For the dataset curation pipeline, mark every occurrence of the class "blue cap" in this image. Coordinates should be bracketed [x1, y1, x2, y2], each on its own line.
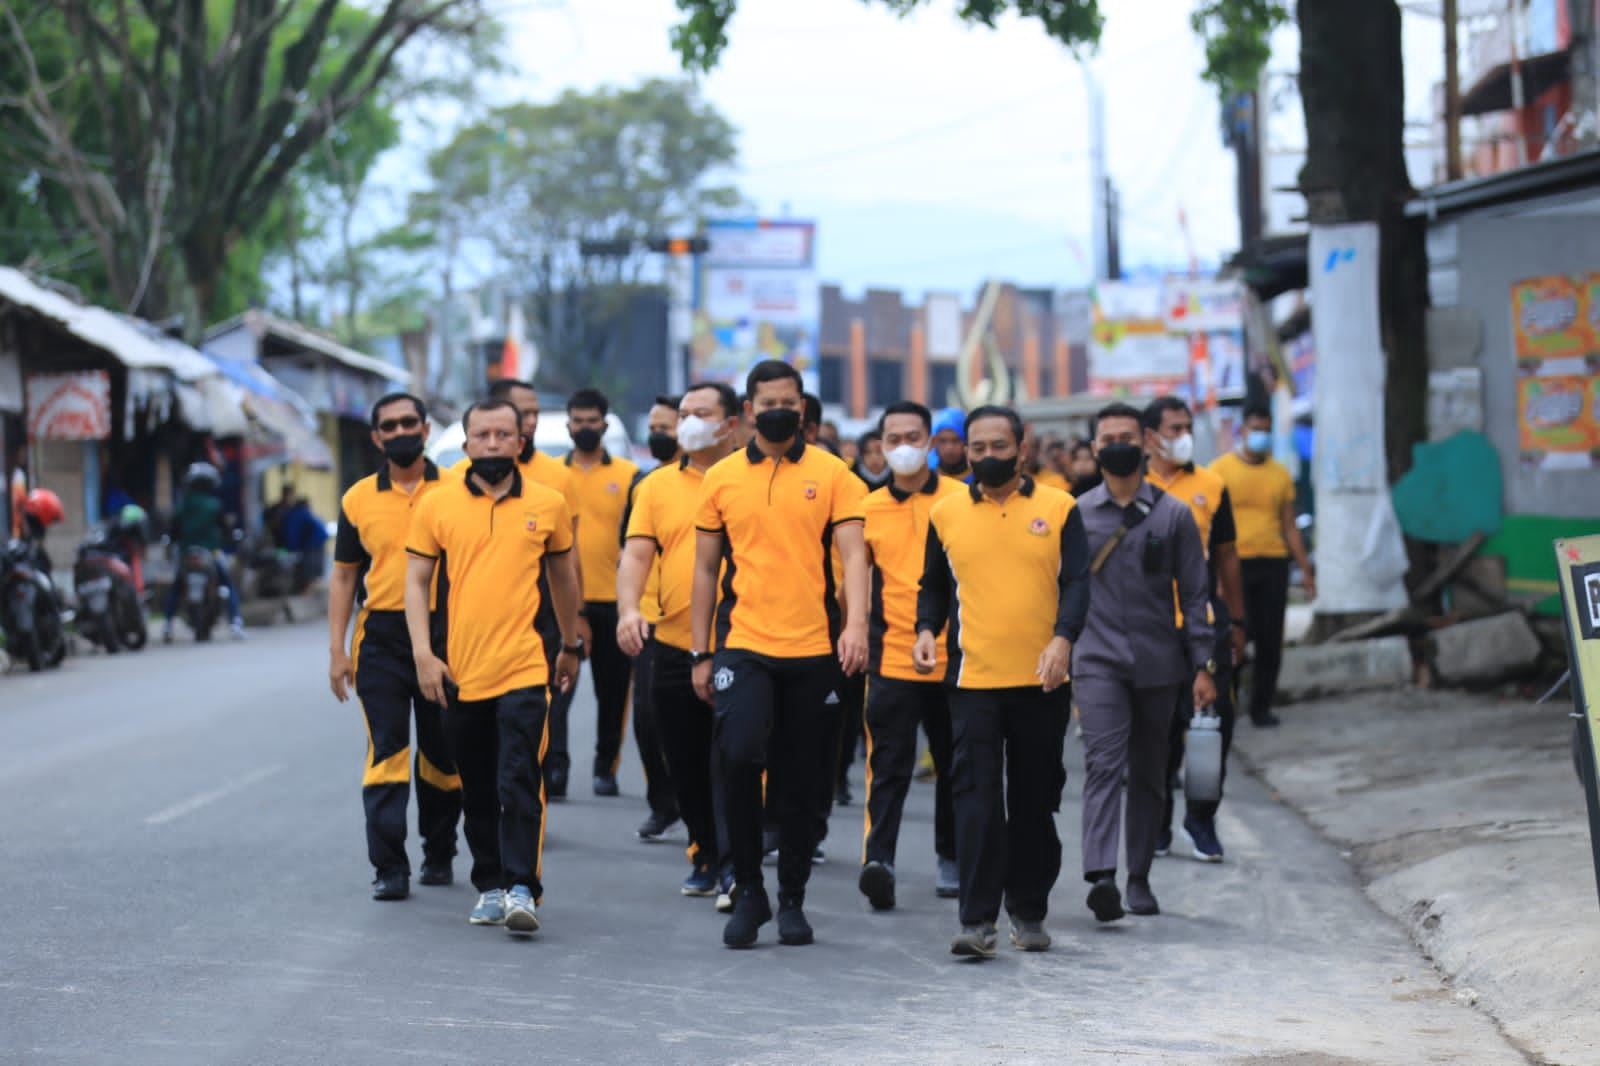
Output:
[931, 407, 966, 441]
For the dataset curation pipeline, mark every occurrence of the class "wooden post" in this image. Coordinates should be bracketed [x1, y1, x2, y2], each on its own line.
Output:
[849, 318, 867, 420]
[1445, 0, 1463, 180]
[909, 322, 928, 405]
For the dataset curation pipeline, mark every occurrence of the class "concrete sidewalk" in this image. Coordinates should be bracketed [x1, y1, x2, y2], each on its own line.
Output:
[1234, 686, 1600, 1066]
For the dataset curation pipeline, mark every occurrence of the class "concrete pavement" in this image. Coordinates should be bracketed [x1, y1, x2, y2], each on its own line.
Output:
[2, 623, 1524, 1064]
[1236, 686, 1600, 1066]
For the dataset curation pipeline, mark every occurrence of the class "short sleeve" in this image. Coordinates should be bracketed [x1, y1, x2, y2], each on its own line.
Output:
[547, 497, 576, 554]
[560, 467, 581, 518]
[829, 461, 868, 526]
[406, 494, 441, 559]
[626, 475, 657, 542]
[695, 469, 725, 534]
[1211, 487, 1237, 550]
[333, 503, 366, 566]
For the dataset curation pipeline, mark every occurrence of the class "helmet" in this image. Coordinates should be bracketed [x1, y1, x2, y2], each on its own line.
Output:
[118, 503, 147, 529]
[184, 461, 220, 490]
[21, 488, 65, 528]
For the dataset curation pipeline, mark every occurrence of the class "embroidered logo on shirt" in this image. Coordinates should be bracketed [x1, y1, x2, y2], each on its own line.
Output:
[1029, 517, 1049, 536]
[525, 516, 538, 532]
[606, 481, 621, 494]
[803, 481, 818, 500]
[1193, 494, 1208, 509]
[714, 667, 734, 692]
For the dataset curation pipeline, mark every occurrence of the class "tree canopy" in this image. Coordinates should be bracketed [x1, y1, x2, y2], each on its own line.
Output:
[0, 0, 492, 331]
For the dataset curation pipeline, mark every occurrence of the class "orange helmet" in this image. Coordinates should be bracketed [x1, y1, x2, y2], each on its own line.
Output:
[21, 488, 65, 527]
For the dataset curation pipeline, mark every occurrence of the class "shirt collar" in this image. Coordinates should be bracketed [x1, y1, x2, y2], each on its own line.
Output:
[464, 466, 523, 499]
[564, 450, 612, 467]
[745, 437, 807, 464]
[888, 470, 942, 503]
[376, 458, 440, 492]
[966, 474, 1036, 503]
[1093, 479, 1157, 509]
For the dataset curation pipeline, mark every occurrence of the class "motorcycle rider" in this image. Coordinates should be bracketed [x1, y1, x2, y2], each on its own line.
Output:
[163, 462, 245, 642]
[17, 489, 68, 611]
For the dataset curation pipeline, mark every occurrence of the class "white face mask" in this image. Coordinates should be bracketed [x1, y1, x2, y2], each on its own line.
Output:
[677, 415, 726, 453]
[1161, 432, 1195, 465]
[886, 443, 930, 477]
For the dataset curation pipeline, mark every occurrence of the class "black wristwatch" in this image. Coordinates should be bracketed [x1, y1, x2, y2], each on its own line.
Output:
[689, 650, 713, 666]
[562, 638, 585, 656]
[1202, 658, 1219, 676]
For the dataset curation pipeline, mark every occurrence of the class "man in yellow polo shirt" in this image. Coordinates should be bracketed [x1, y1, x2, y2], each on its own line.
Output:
[625, 394, 684, 843]
[690, 359, 869, 949]
[1209, 402, 1316, 727]
[858, 400, 965, 913]
[618, 382, 739, 898]
[914, 405, 1090, 959]
[328, 391, 461, 902]
[469, 378, 586, 797]
[562, 387, 641, 798]
[1143, 396, 1246, 863]
[405, 399, 583, 937]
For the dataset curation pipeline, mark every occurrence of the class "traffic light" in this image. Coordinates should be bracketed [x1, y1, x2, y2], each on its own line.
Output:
[578, 238, 635, 257]
[645, 236, 709, 255]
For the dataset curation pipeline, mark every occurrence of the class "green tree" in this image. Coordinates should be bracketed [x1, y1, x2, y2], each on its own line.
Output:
[419, 78, 743, 392]
[0, 0, 492, 332]
[672, 0, 1426, 484]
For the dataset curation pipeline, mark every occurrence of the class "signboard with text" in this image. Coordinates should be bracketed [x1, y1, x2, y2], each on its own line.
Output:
[1556, 535, 1600, 909]
[692, 220, 819, 395]
[1514, 274, 1600, 470]
[26, 371, 111, 441]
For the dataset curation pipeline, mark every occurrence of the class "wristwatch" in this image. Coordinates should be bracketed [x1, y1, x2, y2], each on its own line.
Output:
[1202, 658, 1219, 676]
[689, 650, 713, 666]
[562, 638, 585, 656]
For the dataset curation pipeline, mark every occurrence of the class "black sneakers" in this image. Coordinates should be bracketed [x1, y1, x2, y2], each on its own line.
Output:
[636, 810, 679, 841]
[372, 872, 409, 901]
[593, 774, 620, 797]
[859, 861, 896, 911]
[776, 895, 814, 946]
[722, 885, 773, 949]
[1087, 875, 1125, 923]
[1126, 876, 1160, 916]
[418, 859, 453, 887]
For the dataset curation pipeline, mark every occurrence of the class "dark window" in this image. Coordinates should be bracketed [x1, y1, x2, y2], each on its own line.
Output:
[1038, 367, 1055, 399]
[819, 355, 845, 405]
[928, 363, 958, 408]
[868, 359, 904, 409]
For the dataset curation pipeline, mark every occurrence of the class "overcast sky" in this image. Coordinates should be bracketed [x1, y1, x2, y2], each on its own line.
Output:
[401, 0, 1445, 301]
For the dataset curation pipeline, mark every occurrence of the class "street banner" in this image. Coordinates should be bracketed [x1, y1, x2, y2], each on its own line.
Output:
[1088, 281, 1188, 397]
[1165, 279, 1245, 334]
[692, 220, 819, 395]
[1555, 534, 1600, 909]
[26, 371, 111, 441]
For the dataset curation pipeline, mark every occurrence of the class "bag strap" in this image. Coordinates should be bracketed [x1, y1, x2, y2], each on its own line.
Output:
[1089, 493, 1159, 575]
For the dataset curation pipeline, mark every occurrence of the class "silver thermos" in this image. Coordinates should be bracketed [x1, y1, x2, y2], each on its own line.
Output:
[1184, 708, 1224, 804]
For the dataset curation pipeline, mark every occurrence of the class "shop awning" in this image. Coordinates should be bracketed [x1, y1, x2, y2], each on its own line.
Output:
[200, 349, 333, 469]
[1461, 48, 1571, 117]
[0, 267, 218, 380]
[206, 309, 410, 384]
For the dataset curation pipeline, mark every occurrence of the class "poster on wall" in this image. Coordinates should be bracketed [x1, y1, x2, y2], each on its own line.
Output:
[1088, 281, 1189, 397]
[692, 220, 819, 395]
[1513, 273, 1600, 469]
[26, 371, 111, 441]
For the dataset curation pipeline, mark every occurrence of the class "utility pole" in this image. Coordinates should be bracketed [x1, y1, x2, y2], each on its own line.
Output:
[1082, 61, 1111, 281]
[1445, 0, 1464, 179]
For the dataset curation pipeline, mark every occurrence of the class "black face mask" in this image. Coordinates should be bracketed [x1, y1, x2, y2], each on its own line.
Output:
[517, 436, 534, 464]
[1071, 472, 1103, 496]
[972, 455, 1018, 488]
[1097, 442, 1144, 478]
[381, 433, 426, 468]
[647, 432, 678, 462]
[754, 407, 801, 444]
[572, 427, 603, 454]
[468, 456, 517, 485]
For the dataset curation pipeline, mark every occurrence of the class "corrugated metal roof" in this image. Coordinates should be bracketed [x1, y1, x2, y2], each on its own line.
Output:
[206, 309, 410, 384]
[0, 266, 217, 381]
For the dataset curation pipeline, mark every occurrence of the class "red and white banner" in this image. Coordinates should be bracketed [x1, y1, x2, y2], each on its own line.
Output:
[27, 371, 111, 441]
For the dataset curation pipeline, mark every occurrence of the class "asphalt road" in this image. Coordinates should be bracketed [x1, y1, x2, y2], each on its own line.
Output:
[2, 625, 1527, 1065]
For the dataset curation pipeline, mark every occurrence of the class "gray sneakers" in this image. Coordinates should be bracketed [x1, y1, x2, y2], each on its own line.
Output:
[504, 885, 539, 933]
[950, 921, 998, 959]
[1009, 918, 1051, 952]
[469, 888, 507, 925]
[935, 857, 960, 899]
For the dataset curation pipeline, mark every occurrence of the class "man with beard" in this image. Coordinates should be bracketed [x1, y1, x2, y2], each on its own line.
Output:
[328, 392, 462, 901]
[930, 407, 972, 482]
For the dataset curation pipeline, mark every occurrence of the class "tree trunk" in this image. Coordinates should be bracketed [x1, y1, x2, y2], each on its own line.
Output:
[1298, 0, 1428, 483]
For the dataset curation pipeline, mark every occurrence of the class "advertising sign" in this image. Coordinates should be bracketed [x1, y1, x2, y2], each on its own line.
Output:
[1514, 274, 1600, 469]
[1555, 535, 1600, 909]
[26, 371, 111, 441]
[692, 220, 819, 394]
[1088, 281, 1188, 397]
[1165, 279, 1246, 334]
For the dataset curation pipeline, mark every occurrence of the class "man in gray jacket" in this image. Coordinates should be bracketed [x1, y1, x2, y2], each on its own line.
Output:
[1072, 402, 1216, 921]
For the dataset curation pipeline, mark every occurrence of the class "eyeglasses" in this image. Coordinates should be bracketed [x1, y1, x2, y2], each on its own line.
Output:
[376, 416, 422, 433]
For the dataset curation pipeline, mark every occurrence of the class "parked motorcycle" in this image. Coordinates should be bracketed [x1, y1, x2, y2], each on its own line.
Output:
[2, 537, 68, 672]
[175, 546, 221, 642]
[73, 521, 148, 654]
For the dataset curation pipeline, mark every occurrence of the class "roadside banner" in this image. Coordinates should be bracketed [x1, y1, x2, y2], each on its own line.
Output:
[1556, 533, 1600, 909]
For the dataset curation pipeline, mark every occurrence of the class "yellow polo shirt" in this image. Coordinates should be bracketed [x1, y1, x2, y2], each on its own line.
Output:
[566, 451, 640, 604]
[1209, 452, 1293, 560]
[864, 472, 966, 681]
[625, 458, 713, 653]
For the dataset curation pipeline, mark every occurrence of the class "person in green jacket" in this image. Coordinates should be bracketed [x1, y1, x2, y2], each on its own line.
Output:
[163, 461, 245, 641]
